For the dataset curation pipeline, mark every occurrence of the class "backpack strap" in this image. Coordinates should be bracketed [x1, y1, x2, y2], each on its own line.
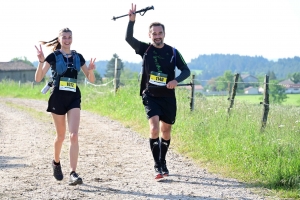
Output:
[142, 44, 152, 64]
[139, 44, 152, 82]
[170, 47, 176, 67]
[71, 50, 81, 72]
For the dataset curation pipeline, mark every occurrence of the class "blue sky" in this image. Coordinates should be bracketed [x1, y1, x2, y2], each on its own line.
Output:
[1, 0, 300, 63]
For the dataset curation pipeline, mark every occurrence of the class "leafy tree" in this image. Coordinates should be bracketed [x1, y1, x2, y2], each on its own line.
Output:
[289, 72, 300, 83]
[93, 70, 102, 83]
[11, 57, 34, 67]
[269, 80, 287, 104]
[105, 54, 124, 78]
[214, 70, 234, 91]
[215, 78, 227, 91]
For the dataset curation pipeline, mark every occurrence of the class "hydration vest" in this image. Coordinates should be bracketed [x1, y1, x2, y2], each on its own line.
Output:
[142, 45, 176, 67]
[139, 44, 176, 82]
[52, 50, 81, 87]
[139, 44, 177, 96]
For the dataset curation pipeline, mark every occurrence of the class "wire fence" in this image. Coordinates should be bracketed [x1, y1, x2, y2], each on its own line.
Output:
[86, 78, 300, 88]
[85, 71, 300, 130]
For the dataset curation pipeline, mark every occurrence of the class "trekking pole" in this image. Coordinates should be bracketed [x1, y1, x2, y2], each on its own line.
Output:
[147, 83, 192, 88]
[112, 6, 154, 21]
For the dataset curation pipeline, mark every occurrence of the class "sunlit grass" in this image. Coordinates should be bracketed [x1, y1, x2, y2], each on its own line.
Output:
[233, 94, 300, 106]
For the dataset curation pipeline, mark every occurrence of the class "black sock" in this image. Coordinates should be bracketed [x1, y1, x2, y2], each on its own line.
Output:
[53, 160, 60, 166]
[160, 138, 170, 162]
[149, 138, 160, 164]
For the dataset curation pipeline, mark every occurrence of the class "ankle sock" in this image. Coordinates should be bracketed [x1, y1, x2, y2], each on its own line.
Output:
[53, 160, 60, 166]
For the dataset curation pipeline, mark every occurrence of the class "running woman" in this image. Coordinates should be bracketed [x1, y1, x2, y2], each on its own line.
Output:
[125, 4, 191, 179]
[34, 28, 96, 185]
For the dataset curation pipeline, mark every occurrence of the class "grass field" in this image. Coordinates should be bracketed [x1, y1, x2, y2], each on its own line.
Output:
[233, 94, 300, 106]
[1, 80, 300, 198]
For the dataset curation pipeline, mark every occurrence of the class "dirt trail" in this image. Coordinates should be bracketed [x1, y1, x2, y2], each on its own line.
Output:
[0, 97, 275, 199]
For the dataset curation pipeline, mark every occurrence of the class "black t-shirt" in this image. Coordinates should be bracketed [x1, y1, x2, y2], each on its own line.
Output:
[126, 21, 191, 97]
[137, 42, 188, 97]
[45, 51, 85, 86]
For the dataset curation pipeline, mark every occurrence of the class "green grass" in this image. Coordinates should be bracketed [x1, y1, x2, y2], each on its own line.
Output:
[1, 80, 300, 198]
[234, 94, 300, 106]
[0, 80, 49, 101]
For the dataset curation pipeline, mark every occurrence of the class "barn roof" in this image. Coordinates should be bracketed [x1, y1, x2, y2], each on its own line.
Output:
[240, 74, 258, 80]
[0, 61, 36, 71]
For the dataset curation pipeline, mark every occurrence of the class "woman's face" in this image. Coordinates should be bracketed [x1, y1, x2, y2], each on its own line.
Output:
[59, 31, 72, 48]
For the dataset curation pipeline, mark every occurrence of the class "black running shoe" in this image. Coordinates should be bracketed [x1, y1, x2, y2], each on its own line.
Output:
[161, 160, 169, 176]
[52, 160, 63, 181]
[154, 163, 163, 179]
[69, 172, 83, 186]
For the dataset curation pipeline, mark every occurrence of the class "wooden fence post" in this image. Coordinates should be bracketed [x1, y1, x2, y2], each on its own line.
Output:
[190, 74, 195, 111]
[227, 73, 239, 115]
[114, 58, 120, 94]
[227, 81, 231, 97]
[260, 75, 270, 130]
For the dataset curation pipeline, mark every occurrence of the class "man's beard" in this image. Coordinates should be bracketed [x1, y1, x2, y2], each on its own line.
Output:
[153, 39, 163, 46]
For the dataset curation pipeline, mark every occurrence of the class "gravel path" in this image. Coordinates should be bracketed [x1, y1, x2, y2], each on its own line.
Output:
[0, 97, 276, 199]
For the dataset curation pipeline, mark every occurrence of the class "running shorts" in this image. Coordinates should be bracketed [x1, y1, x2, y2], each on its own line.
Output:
[47, 87, 81, 115]
[142, 93, 177, 125]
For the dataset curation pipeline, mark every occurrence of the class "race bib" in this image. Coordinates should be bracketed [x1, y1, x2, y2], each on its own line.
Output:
[149, 71, 167, 86]
[59, 77, 77, 92]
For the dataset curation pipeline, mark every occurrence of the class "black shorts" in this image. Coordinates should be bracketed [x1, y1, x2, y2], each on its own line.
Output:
[47, 87, 81, 115]
[142, 93, 177, 125]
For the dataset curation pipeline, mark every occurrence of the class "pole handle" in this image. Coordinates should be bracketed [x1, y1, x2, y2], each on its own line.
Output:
[112, 5, 154, 21]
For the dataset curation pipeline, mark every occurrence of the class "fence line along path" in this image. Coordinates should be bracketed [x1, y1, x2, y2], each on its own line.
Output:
[0, 97, 274, 200]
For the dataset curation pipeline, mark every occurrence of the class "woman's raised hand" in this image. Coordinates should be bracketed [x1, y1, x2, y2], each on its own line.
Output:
[88, 58, 96, 71]
[35, 44, 45, 62]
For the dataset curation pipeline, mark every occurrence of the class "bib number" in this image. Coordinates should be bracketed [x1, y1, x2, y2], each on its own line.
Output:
[149, 71, 167, 86]
[59, 77, 77, 92]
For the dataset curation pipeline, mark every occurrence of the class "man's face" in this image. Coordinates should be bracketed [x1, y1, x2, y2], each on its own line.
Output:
[149, 25, 165, 47]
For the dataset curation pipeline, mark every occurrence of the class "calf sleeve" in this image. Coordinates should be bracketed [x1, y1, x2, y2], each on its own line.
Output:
[149, 138, 160, 164]
[160, 138, 171, 162]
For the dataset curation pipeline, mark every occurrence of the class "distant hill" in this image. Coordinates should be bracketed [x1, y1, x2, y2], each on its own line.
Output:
[94, 60, 109, 77]
[188, 54, 300, 81]
[123, 61, 142, 73]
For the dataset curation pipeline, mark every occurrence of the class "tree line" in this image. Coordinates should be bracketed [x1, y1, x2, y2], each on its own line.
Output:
[188, 54, 300, 82]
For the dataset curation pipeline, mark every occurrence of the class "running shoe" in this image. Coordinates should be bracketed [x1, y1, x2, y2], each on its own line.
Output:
[154, 163, 163, 179]
[69, 172, 83, 186]
[52, 160, 63, 181]
[161, 160, 169, 176]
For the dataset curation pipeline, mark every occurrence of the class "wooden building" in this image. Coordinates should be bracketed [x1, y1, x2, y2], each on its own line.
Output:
[0, 61, 36, 82]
